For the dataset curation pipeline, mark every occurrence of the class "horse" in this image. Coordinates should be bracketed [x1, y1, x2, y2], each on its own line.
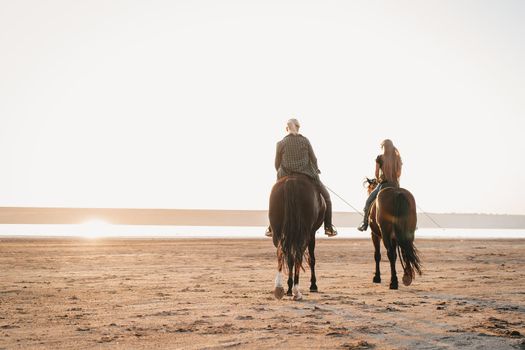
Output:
[269, 175, 326, 300]
[365, 178, 422, 289]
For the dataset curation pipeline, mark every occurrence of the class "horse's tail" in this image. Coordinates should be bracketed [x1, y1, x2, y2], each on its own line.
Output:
[280, 178, 308, 272]
[393, 192, 422, 280]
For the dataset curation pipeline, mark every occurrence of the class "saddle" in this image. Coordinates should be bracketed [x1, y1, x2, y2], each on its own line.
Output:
[380, 181, 397, 190]
[277, 175, 324, 205]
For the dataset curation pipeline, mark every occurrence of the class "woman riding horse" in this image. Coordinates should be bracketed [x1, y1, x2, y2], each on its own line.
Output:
[358, 139, 403, 232]
[266, 118, 337, 237]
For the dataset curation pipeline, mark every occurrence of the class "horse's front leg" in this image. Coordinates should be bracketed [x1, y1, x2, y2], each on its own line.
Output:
[372, 232, 381, 283]
[292, 261, 302, 301]
[308, 238, 318, 292]
[286, 255, 294, 296]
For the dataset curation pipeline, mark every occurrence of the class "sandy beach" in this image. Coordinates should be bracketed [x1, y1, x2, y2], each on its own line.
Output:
[0, 238, 524, 349]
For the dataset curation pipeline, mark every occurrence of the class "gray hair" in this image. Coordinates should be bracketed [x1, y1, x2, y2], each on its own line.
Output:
[287, 118, 300, 135]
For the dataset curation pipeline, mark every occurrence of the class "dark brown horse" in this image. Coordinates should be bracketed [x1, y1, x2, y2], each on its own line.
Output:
[365, 178, 422, 289]
[269, 175, 326, 300]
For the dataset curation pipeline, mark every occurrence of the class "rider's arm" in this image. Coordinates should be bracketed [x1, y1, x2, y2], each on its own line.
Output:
[306, 139, 320, 173]
[275, 142, 283, 171]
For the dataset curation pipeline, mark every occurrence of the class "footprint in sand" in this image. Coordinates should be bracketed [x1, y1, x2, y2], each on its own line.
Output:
[355, 325, 382, 335]
[235, 316, 254, 320]
[341, 340, 375, 349]
[392, 301, 416, 308]
[306, 313, 324, 320]
[385, 306, 401, 312]
[312, 305, 330, 313]
[97, 335, 118, 343]
[0, 325, 20, 329]
[325, 326, 349, 337]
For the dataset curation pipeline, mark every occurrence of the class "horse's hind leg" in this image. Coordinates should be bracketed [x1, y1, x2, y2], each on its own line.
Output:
[273, 248, 285, 300]
[286, 255, 294, 296]
[292, 261, 302, 301]
[383, 234, 398, 290]
[308, 239, 318, 292]
[372, 232, 381, 283]
[380, 220, 399, 290]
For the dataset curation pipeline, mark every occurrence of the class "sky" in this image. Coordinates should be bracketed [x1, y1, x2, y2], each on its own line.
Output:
[0, 0, 524, 215]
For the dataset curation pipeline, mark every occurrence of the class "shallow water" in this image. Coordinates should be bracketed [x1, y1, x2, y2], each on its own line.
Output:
[0, 224, 523, 239]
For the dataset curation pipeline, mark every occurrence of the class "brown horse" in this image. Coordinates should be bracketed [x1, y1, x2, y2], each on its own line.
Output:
[365, 178, 422, 289]
[269, 175, 326, 300]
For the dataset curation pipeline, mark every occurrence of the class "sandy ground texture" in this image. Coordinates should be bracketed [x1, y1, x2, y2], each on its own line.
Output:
[0, 238, 524, 350]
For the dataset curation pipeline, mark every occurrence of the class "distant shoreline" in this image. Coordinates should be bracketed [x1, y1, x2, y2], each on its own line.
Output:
[1, 235, 525, 240]
[0, 207, 524, 229]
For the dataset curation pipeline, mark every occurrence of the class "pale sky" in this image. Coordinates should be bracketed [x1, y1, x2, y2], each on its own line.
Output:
[1, 0, 524, 215]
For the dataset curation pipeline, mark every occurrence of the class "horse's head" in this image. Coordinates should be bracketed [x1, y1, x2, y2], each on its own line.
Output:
[363, 177, 378, 195]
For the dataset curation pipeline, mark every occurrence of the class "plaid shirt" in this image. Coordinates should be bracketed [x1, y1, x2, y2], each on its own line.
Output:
[275, 134, 320, 181]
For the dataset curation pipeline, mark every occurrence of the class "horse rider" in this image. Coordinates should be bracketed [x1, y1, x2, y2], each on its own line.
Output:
[357, 139, 403, 231]
[266, 118, 337, 237]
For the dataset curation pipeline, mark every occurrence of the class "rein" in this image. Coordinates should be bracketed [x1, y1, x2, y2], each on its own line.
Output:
[325, 185, 364, 217]
[324, 183, 443, 237]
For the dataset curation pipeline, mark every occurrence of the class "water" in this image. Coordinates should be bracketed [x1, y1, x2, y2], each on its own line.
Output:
[0, 224, 523, 239]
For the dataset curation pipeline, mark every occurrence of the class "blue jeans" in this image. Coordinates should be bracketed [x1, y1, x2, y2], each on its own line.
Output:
[363, 183, 384, 221]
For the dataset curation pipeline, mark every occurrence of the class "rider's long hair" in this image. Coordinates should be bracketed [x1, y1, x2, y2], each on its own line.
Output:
[381, 139, 402, 185]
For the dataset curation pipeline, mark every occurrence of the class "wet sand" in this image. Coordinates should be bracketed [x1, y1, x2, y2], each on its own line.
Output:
[0, 238, 524, 349]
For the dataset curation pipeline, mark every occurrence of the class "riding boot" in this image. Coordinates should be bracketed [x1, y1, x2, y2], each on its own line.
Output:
[357, 209, 369, 231]
[358, 183, 383, 232]
[357, 222, 368, 231]
[265, 226, 272, 237]
[319, 183, 337, 237]
[324, 202, 338, 236]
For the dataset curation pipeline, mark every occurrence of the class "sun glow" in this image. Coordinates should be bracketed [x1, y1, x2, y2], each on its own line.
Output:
[78, 219, 113, 239]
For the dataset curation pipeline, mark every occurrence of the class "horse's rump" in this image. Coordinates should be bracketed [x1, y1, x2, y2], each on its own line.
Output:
[269, 175, 324, 272]
[377, 187, 422, 278]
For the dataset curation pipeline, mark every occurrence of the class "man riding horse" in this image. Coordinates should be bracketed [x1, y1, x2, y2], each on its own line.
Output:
[266, 118, 337, 237]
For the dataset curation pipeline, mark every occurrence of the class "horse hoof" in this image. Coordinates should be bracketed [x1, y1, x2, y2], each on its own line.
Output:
[293, 294, 303, 301]
[273, 286, 285, 300]
[373, 276, 381, 283]
[389, 283, 398, 290]
[402, 274, 412, 286]
[310, 285, 318, 292]
[286, 290, 293, 297]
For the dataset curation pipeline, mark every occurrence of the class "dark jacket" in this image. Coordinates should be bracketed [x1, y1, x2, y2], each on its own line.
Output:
[275, 134, 320, 181]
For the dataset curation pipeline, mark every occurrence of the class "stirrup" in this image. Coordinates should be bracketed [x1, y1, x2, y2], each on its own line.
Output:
[265, 227, 273, 237]
[324, 226, 337, 237]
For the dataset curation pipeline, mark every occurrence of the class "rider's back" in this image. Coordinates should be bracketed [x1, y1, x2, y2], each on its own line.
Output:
[276, 134, 319, 181]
